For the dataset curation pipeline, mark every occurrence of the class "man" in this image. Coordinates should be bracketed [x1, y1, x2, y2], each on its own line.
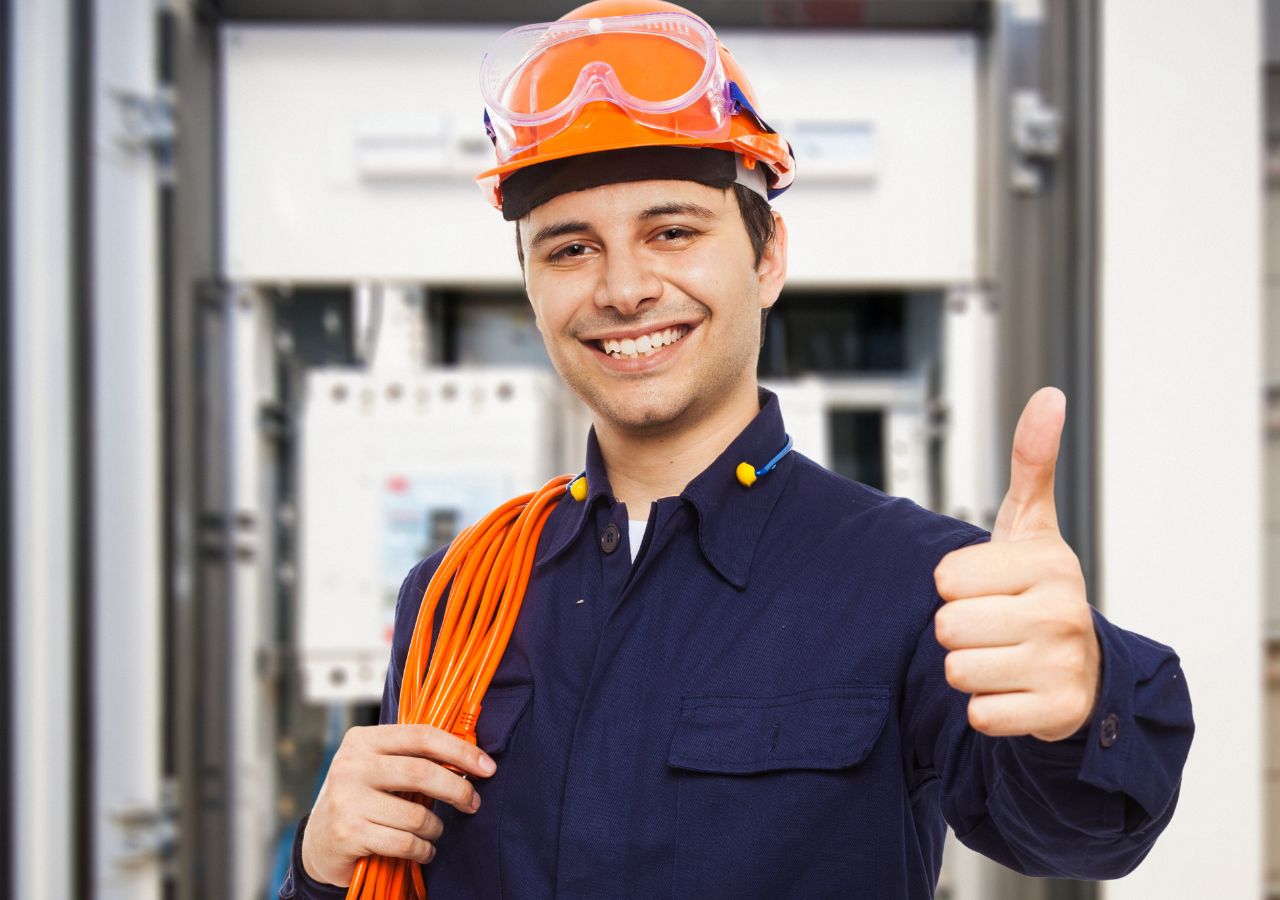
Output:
[282, 2, 1193, 897]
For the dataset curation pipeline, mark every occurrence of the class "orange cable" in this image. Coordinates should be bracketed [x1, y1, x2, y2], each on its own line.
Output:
[345, 474, 572, 900]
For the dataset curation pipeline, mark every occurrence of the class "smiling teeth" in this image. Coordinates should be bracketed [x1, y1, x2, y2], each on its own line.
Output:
[602, 326, 689, 359]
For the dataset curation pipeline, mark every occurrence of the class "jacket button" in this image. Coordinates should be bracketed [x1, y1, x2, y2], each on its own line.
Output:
[600, 523, 621, 554]
[1099, 713, 1119, 748]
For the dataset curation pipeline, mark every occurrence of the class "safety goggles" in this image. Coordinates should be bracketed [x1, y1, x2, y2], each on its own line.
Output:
[480, 11, 733, 166]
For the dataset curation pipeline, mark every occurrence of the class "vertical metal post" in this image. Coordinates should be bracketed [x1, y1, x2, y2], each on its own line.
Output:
[11, 0, 77, 896]
[229, 286, 280, 900]
[0, 0, 12, 888]
[88, 0, 175, 889]
[167, 3, 221, 895]
[195, 284, 234, 899]
[72, 0, 95, 894]
[195, 283, 278, 898]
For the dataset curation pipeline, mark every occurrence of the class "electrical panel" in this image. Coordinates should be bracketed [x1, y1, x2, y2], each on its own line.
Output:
[297, 367, 567, 702]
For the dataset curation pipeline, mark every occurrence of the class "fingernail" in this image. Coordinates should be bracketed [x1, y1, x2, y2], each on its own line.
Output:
[426, 845, 437, 863]
[478, 754, 497, 776]
[470, 791, 482, 813]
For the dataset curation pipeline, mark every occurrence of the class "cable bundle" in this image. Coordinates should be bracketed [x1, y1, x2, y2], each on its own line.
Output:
[346, 474, 572, 899]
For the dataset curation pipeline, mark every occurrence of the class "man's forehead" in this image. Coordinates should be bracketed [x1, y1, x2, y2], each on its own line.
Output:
[523, 178, 732, 228]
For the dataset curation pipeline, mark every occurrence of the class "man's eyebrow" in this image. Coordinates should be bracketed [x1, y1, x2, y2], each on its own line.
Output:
[639, 202, 716, 221]
[528, 220, 592, 250]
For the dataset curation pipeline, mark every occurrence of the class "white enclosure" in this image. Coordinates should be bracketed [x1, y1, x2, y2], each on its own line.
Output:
[221, 26, 977, 287]
[298, 368, 568, 701]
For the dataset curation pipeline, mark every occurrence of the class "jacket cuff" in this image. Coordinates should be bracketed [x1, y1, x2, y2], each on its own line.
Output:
[1074, 606, 1193, 822]
[1012, 606, 1194, 826]
[279, 814, 349, 899]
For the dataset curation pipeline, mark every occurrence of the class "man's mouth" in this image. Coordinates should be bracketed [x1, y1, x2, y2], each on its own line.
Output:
[594, 325, 691, 360]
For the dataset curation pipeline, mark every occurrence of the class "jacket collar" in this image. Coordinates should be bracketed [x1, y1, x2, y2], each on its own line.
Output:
[538, 388, 794, 591]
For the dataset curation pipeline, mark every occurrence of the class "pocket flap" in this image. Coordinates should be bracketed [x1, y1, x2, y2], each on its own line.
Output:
[475, 683, 533, 755]
[668, 684, 890, 774]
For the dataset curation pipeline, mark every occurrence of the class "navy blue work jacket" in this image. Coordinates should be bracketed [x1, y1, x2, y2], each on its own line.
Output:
[284, 389, 1193, 899]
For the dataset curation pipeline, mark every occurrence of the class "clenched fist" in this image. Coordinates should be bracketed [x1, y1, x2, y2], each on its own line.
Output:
[933, 387, 1100, 742]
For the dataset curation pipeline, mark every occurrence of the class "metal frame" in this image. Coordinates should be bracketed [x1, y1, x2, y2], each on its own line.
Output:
[208, 0, 992, 29]
[0, 0, 11, 887]
[72, 0, 94, 892]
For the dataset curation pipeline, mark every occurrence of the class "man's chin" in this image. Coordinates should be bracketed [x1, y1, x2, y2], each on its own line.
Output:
[581, 390, 696, 437]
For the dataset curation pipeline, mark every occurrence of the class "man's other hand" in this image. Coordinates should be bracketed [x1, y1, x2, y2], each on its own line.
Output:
[300, 724, 498, 887]
[932, 387, 1100, 742]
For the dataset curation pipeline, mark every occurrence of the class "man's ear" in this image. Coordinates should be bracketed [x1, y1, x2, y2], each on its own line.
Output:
[757, 209, 788, 311]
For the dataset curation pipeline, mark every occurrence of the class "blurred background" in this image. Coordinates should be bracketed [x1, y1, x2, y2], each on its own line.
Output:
[1, 0, 1265, 897]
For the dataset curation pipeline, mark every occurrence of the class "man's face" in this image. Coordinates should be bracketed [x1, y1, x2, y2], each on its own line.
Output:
[520, 179, 787, 437]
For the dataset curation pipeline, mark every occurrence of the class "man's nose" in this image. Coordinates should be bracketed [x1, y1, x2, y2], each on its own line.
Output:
[595, 246, 662, 316]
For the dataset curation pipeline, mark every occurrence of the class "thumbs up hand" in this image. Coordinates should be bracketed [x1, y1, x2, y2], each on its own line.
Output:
[933, 387, 1100, 742]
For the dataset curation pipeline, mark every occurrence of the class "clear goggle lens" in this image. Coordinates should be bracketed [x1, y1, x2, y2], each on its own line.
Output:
[480, 12, 732, 164]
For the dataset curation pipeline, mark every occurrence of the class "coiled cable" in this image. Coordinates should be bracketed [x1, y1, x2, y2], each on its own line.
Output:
[345, 473, 573, 899]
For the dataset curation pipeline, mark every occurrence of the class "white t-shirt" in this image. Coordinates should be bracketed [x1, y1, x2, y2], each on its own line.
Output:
[629, 519, 648, 563]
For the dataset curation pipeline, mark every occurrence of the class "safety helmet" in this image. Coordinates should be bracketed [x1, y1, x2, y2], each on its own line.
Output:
[476, 0, 795, 218]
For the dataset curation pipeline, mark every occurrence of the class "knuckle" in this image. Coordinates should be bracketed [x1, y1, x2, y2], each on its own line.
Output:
[933, 609, 951, 645]
[1060, 643, 1086, 677]
[933, 564, 954, 598]
[422, 809, 444, 841]
[390, 830, 417, 858]
[967, 699, 990, 732]
[330, 816, 354, 848]
[415, 803, 434, 833]
[328, 753, 352, 780]
[1050, 549, 1082, 582]
[1070, 694, 1092, 728]
[455, 778, 476, 808]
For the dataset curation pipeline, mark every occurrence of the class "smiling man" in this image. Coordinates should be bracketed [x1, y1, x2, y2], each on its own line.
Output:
[520, 177, 786, 513]
[281, 3, 1194, 898]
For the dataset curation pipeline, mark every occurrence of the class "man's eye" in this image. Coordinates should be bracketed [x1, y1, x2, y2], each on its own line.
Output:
[653, 227, 698, 245]
[549, 242, 589, 262]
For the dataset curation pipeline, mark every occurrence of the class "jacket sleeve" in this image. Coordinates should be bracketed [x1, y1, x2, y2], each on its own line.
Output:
[279, 552, 447, 899]
[901, 533, 1195, 880]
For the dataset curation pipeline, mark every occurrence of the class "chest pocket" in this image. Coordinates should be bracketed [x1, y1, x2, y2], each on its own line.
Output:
[666, 684, 893, 900]
[474, 682, 533, 754]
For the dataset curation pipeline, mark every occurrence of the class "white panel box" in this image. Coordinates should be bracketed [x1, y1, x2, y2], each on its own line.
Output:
[222, 26, 976, 286]
[297, 367, 564, 702]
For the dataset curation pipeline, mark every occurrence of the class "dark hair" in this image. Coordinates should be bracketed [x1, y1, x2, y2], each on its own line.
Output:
[730, 184, 779, 345]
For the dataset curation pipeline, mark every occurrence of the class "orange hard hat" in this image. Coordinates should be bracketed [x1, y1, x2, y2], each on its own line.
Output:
[477, 0, 795, 216]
